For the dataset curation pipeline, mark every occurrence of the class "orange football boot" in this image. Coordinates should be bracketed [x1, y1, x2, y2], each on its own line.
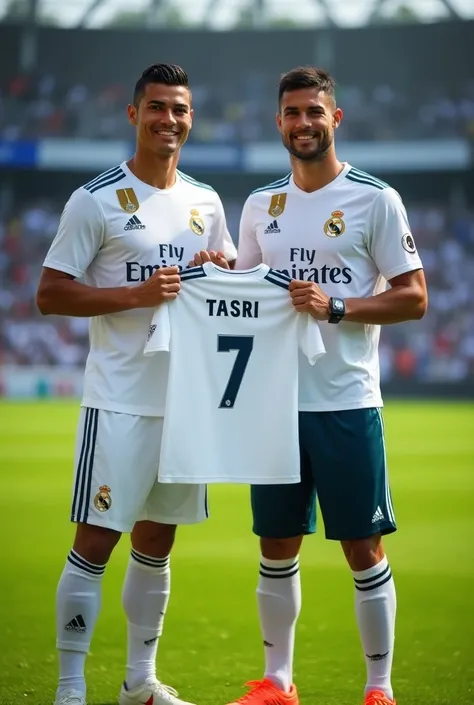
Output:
[226, 679, 299, 705]
[364, 690, 396, 705]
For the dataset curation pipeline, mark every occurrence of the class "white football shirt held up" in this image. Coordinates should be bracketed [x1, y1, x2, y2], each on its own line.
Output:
[144, 262, 326, 484]
[237, 164, 423, 412]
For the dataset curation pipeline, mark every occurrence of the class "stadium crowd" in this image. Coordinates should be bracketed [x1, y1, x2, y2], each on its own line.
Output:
[0, 198, 473, 383]
[1, 72, 474, 143]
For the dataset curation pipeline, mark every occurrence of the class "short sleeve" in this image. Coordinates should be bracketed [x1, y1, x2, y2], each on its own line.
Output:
[236, 197, 263, 269]
[43, 188, 105, 278]
[367, 188, 423, 281]
[208, 195, 237, 262]
[143, 304, 171, 356]
[297, 314, 326, 366]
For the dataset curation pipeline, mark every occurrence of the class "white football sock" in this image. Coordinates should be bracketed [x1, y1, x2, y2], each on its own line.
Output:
[122, 549, 171, 690]
[56, 549, 105, 695]
[257, 556, 301, 692]
[353, 556, 397, 700]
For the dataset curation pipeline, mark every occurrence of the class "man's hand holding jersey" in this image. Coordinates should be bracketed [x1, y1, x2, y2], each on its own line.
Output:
[289, 279, 331, 320]
[188, 250, 230, 269]
[134, 266, 181, 307]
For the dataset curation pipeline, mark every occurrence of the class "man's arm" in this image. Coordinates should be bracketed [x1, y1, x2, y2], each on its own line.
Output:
[344, 269, 427, 323]
[36, 187, 180, 317]
[36, 266, 181, 317]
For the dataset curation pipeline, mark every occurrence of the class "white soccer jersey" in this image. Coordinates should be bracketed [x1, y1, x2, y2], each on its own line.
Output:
[237, 163, 423, 412]
[144, 262, 325, 484]
[43, 162, 237, 416]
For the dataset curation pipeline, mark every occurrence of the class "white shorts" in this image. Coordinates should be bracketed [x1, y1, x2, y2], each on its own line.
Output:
[71, 407, 208, 532]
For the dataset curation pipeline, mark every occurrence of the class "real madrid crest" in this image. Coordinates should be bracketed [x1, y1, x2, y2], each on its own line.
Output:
[116, 188, 139, 213]
[324, 210, 345, 238]
[94, 485, 112, 512]
[268, 193, 287, 218]
[189, 208, 205, 236]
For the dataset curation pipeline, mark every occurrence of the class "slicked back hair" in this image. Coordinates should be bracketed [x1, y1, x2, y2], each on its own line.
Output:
[133, 63, 190, 106]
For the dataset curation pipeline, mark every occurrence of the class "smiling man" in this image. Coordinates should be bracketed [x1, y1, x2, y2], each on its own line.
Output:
[228, 66, 428, 705]
[36, 63, 236, 705]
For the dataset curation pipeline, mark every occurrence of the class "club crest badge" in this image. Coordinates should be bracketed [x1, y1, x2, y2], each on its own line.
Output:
[93, 485, 112, 512]
[324, 210, 345, 237]
[189, 208, 205, 235]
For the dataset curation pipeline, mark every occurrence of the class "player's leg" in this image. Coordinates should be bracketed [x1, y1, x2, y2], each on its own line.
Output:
[225, 449, 316, 705]
[55, 408, 162, 705]
[304, 409, 397, 704]
[119, 416, 205, 705]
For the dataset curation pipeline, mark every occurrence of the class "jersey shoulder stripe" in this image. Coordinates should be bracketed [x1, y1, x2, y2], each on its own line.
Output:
[178, 171, 215, 192]
[251, 174, 291, 195]
[84, 165, 122, 190]
[345, 168, 388, 191]
[180, 265, 207, 282]
[264, 269, 291, 290]
[83, 166, 126, 194]
[268, 268, 292, 284]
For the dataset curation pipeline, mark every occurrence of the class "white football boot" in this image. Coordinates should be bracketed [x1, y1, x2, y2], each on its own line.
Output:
[53, 689, 86, 705]
[119, 677, 196, 705]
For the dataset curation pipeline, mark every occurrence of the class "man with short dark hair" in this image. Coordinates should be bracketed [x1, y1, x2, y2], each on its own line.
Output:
[37, 63, 236, 705]
[226, 65, 427, 705]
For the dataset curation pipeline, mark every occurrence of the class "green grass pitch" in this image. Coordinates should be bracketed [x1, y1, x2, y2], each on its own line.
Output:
[0, 400, 473, 705]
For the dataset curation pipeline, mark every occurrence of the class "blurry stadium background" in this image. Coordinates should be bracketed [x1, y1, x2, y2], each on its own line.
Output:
[1, 3, 474, 705]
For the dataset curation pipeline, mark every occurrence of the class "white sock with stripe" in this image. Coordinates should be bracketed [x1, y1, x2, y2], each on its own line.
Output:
[353, 556, 397, 700]
[257, 556, 301, 692]
[56, 549, 106, 696]
[122, 549, 171, 691]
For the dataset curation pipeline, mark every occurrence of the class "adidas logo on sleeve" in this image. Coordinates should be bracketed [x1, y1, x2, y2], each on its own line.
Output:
[124, 215, 146, 231]
[264, 220, 280, 234]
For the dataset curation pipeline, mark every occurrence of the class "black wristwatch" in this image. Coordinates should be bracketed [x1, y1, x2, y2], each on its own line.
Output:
[328, 297, 346, 324]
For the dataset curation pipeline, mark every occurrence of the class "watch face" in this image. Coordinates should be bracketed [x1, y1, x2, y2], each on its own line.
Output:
[333, 299, 344, 312]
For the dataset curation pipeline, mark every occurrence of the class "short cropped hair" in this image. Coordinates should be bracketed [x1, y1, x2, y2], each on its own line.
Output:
[278, 66, 336, 106]
[133, 63, 190, 105]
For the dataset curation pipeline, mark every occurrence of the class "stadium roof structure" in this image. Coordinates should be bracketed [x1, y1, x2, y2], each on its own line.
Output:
[1, 0, 473, 28]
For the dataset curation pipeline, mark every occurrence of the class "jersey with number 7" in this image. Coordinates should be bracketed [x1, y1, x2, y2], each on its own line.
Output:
[144, 262, 326, 484]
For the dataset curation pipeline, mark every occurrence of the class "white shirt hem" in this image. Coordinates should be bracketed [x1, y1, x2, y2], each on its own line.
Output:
[298, 398, 383, 412]
[43, 258, 84, 278]
[157, 475, 301, 484]
[81, 398, 165, 417]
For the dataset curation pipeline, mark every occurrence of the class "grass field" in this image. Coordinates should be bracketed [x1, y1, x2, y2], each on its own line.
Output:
[0, 400, 473, 705]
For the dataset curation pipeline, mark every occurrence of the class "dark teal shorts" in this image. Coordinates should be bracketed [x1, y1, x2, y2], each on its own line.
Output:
[251, 408, 397, 541]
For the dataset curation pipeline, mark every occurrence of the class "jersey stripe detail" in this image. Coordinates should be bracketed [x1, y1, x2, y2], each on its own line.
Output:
[264, 271, 291, 290]
[178, 171, 215, 191]
[251, 174, 291, 194]
[345, 169, 387, 190]
[84, 165, 122, 190]
[85, 171, 126, 194]
[180, 265, 207, 282]
[71, 408, 99, 524]
[268, 268, 292, 284]
[349, 167, 389, 188]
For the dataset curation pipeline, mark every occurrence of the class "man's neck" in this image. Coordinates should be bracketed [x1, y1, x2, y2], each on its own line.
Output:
[291, 152, 344, 193]
[127, 150, 179, 190]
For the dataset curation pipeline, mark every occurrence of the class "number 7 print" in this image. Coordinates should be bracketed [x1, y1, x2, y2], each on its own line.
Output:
[217, 335, 254, 409]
